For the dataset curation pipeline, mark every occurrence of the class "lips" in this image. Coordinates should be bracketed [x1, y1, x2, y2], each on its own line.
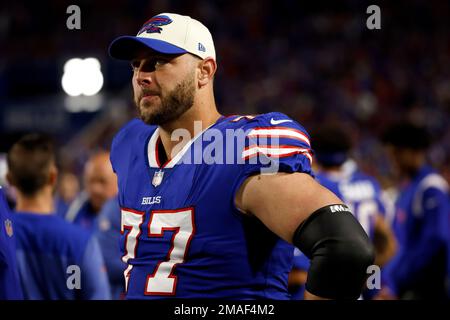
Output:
[141, 91, 159, 98]
[140, 93, 159, 106]
[142, 95, 158, 101]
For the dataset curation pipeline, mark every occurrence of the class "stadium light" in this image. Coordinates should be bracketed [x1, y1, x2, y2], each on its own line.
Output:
[61, 57, 104, 96]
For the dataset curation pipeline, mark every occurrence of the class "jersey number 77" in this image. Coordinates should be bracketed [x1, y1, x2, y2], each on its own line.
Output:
[121, 207, 195, 295]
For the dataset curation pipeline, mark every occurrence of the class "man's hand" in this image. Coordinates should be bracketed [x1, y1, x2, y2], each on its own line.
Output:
[373, 287, 398, 300]
[304, 290, 330, 300]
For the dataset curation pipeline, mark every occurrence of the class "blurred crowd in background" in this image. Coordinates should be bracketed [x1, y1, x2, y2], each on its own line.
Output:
[0, 0, 449, 299]
[1, 0, 449, 184]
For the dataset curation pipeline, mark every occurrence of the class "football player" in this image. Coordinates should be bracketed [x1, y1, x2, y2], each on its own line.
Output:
[381, 122, 450, 299]
[7, 134, 111, 299]
[64, 151, 117, 231]
[108, 13, 374, 299]
[0, 186, 23, 299]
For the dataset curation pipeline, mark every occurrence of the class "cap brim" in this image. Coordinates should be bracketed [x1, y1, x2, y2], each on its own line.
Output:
[108, 36, 187, 60]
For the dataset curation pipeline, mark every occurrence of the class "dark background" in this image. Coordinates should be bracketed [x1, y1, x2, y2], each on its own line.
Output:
[0, 0, 449, 185]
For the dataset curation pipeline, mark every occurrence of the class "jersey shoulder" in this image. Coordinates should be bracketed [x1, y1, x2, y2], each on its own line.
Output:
[418, 170, 449, 194]
[111, 118, 154, 152]
[223, 112, 312, 151]
[412, 170, 449, 215]
[110, 118, 156, 173]
[14, 214, 92, 262]
[226, 112, 310, 135]
[219, 112, 313, 175]
[0, 187, 11, 221]
[0, 188, 14, 259]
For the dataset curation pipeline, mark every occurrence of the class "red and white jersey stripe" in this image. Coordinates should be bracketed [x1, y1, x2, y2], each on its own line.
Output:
[242, 144, 313, 163]
[247, 127, 311, 146]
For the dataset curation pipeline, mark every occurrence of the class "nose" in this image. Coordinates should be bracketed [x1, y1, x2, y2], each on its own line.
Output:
[136, 67, 153, 87]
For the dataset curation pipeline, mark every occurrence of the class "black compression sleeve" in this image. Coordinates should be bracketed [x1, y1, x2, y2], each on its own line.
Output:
[293, 204, 375, 299]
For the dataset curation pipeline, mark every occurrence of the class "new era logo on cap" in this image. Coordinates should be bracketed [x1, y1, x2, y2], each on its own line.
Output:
[109, 13, 216, 61]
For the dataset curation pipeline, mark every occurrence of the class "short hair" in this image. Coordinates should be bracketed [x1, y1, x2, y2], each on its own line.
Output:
[381, 121, 431, 150]
[312, 124, 352, 168]
[7, 133, 56, 196]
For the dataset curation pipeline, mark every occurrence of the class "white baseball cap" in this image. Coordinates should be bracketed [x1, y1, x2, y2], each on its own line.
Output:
[109, 13, 216, 61]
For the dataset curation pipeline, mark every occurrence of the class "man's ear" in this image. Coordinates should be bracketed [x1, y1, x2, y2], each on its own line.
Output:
[198, 57, 217, 88]
[48, 165, 58, 188]
[6, 172, 15, 186]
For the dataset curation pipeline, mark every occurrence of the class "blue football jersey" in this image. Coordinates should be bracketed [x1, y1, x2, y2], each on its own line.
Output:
[0, 187, 23, 299]
[13, 212, 111, 299]
[315, 160, 386, 239]
[111, 112, 313, 299]
[383, 165, 449, 298]
[64, 192, 99, 232]
[289, 248, 310, 300]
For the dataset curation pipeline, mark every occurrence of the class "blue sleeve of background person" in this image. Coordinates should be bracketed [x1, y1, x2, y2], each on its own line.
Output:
[80, 235, 111, 299]
[95, 197, 127, 298]
[315, 173, 343, 200]
[290, 248, 310, 300]
[292, 248, 310, 270]
[0, 188, 23, 300]
[385, 187, 449, 293]
[54, 196, 68, 218]
[372, 177, 387, 216]
[380, 254, 401, 295]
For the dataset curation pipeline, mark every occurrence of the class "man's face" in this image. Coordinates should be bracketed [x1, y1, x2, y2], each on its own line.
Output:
[58, 173, 80, 203]
[385, 145, 418, 178]
[131, 52, 198, 125]
[84, 153, 117, 213]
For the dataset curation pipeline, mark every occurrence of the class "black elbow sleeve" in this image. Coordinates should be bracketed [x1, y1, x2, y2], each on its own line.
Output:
[293, 204, 375, 299]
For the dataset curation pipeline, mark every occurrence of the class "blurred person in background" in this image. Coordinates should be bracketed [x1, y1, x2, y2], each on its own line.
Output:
[288, 124, 397, 299]
[6, 134, 110, 299]
[288, 248, 309, 300]
[380, 122, 450, 300]
[64, 150, 117, 231]
[313, 125, 397, 268]
[0, 186, 23, 300]
[95, 195, 127, 299]
[54, 171, 80, 218]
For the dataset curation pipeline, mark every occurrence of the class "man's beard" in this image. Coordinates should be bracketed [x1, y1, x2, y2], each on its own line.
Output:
[135, 72, 195, 126]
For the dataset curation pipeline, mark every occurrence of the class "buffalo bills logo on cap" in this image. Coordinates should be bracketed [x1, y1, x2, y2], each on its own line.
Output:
[138, 15, 173, 35]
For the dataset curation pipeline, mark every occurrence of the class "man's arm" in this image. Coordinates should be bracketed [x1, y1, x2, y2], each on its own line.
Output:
[373, 214, 398, 267]
[235, 172, 374, 300]
[235, 172, 340, 242]
[384, 187, 449, 294]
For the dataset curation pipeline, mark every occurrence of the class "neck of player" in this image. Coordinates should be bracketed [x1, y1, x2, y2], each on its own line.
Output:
[158, 93, 221, 162]
[15, 187, 55, 215]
